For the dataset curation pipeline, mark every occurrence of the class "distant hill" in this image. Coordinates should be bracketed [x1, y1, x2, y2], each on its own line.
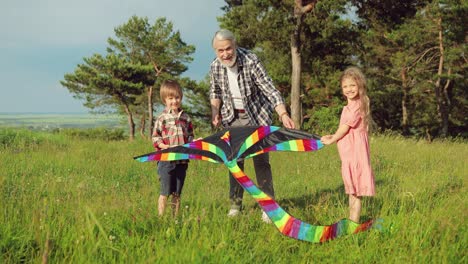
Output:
[0, 112, 124, 130]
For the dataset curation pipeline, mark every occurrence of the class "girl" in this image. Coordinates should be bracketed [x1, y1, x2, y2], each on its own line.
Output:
[321, 67, 375, 223]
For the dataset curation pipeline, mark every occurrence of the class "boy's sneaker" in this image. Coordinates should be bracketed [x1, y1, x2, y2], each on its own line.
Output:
[261, 211, 272, 224]
[227, 209, 240, 217]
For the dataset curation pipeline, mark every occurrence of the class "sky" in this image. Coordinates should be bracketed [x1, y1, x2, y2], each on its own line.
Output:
[0, 0, 225, 113]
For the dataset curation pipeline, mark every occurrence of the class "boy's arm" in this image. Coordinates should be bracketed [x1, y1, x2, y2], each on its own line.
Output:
[187, 119, 194, 143]
[152, 116, 168, 150]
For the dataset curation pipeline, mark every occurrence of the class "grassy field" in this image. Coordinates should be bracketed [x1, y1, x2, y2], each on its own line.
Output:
[0, 129, 466, 263]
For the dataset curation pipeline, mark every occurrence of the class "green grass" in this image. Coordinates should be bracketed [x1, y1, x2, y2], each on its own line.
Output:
[0, 129, 466, 263]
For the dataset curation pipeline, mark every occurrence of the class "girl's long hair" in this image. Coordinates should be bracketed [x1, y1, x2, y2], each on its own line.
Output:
[340, 67, 372, 131]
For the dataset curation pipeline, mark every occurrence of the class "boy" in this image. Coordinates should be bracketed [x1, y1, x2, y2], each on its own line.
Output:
[152, 80, 194, 216]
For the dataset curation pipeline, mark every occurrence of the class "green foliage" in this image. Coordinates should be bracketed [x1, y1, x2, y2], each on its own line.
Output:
[219, 0, 365, 129]
[61, 53, 153, 111]
[0, 128, 45, 149]
[107, 16, 198, 131]
[0, 127, 127, 152]
[62, 15, 204, 139]
[109, 16, 195, 76]
[56, 128, 126, 141]
[351, 0, 466, 138]
[303, 102, 343, 135]
[304, 106, 343, 134]
[57, 3, 466, 139]
[350, 0, 429, 27]
[0, 129, 466, 262]
[181, 76, 211, 122]
[219, 0, 466, 139]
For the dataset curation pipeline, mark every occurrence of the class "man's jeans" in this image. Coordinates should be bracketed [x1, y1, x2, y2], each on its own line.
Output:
[228, 111, 275, 210]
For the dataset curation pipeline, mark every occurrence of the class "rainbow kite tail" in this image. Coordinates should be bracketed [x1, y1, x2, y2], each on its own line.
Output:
[227, 161, 376, 243]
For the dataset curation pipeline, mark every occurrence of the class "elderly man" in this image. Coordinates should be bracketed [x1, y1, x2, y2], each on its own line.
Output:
[209, 29, 295, 223]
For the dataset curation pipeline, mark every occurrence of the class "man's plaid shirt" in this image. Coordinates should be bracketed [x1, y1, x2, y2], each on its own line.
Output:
[152, 108, 194, 152]
[209, 47, 285, 127]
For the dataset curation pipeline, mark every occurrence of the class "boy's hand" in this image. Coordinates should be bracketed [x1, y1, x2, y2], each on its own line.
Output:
[157, 143, 169, 150]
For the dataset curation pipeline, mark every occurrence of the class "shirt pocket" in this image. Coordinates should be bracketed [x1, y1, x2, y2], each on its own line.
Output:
[239, 73, 254, 97]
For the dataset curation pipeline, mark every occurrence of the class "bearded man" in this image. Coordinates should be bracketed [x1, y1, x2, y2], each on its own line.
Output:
[209, 29, 295, 223]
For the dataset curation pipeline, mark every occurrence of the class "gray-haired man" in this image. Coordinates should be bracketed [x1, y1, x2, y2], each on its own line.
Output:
[209, 29, 295, 223]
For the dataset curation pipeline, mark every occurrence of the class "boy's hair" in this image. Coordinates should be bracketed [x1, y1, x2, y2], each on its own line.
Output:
[340, 66, 372, 131]
[160, 80, 183, 102]
[212, 29, 237, 48]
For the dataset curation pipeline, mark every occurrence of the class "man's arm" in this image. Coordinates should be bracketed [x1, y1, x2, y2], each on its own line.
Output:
[251, 61, 285, 107]
[250, 58, 295, 129]
[209, 62, 223, 128]
[274, 104, 295, 129]
[210, 98, 222, 127]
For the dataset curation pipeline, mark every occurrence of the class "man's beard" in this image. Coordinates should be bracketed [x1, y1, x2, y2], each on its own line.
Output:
[219, 52, 237, 68]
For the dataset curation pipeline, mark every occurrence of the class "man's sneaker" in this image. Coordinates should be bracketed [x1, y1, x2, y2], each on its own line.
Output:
[261, 211, 272, 224]
[227, 209, 240, 217]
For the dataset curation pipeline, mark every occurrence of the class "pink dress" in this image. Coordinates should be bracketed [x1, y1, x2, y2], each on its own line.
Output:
[337, 100, 375, 196]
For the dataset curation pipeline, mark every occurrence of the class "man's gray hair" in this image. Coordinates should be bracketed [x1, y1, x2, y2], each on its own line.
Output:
[212, 29, 237, 47]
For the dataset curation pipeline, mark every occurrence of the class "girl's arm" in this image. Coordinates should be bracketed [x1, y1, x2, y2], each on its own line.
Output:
[321, 124, 351, 145]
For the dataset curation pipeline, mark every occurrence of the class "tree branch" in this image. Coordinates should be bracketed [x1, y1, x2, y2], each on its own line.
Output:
[295, 0, 317, 15]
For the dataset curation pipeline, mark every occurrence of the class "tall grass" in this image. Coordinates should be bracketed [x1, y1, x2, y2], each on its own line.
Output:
[0, 129, 466, 263]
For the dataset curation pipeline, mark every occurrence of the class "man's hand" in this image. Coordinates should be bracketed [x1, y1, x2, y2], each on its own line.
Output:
[281, 114, 295, 129]
[275, 104, 295, 129]
[212, 113, 221, 127]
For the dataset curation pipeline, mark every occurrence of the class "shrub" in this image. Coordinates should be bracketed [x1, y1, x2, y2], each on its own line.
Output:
[0, 128, 45, 148]
[57, 128, 126, 141]
[303, 104, 342, 135]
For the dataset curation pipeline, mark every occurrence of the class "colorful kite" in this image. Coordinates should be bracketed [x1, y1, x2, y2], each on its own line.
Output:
[134, 126, 376, 243]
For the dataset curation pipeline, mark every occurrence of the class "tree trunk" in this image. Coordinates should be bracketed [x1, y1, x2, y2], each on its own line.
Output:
[290, 15, 302, 128]
[139, 112, 146, 139]
[435, 17, 449, 137]
[400, 67, 409, 135]
[290, 0, 317, 128]
[147, 85, 154, 138]
[443, 67, 452, 135]
[122, 103, 135, 141]
[113, 91, 136, 140]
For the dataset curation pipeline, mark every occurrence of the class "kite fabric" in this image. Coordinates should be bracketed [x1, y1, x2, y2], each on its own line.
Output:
[134, 126, 376, 243]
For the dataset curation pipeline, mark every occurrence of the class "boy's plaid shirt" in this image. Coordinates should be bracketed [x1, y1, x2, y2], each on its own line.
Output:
[152, 108, 194, 154]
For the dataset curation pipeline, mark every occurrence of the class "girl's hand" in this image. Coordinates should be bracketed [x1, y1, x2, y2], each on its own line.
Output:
[320, 135, 333, 145]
